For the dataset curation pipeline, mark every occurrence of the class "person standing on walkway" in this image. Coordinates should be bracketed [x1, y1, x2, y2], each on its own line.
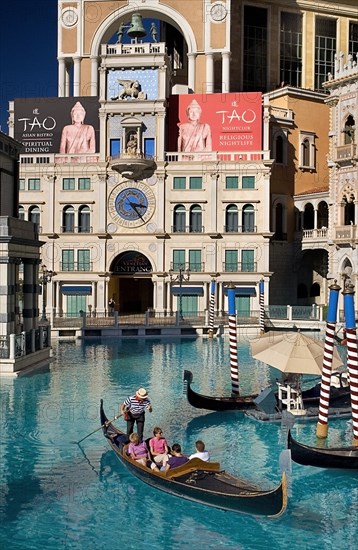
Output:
[120, 388, 152, 441]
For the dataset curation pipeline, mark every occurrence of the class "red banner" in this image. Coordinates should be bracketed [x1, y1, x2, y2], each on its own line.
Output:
[169, 92, 262, 153]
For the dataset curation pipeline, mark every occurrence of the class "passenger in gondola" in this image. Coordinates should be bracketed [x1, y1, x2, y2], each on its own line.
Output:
[161, 443, 189, 471]
[126, 432, 159, 470]
[149, 427, 169, 466]
[120, 387, 152, 442]
[189, 440, 210, 462]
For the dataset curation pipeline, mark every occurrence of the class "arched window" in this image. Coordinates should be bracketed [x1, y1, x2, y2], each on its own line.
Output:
[276, 135, 283, 163]
[78, 205, 90, 233]
[310, 283, 320, 297]
[225, 204, 238, 232]
[18, 205, 25, 220]
[343, 194, 355, 225]
[189, 205, 202, 233]
[343, 115, 355, 145]
[303, 203, 314, 229]
[317, 201, 328, 228]
[173, 205, 186, 233]
[242, 204, 255, 232]
[62, 206, 75, 233]
[29, 205, 40, 227]
[302, 138, 310, 166]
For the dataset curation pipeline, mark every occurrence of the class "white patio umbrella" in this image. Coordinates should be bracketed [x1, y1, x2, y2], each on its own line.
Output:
[250, 330, 343, 375]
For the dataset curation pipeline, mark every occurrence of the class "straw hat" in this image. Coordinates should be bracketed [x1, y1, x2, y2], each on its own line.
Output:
[136, 388, 148, 399]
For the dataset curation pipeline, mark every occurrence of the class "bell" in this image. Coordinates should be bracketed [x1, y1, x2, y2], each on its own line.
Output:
[127, 13, 147, 39]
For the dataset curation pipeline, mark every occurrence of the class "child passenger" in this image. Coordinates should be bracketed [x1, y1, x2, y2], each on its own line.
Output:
[149, 427, 169, 465]
[127, 432, 149, 466]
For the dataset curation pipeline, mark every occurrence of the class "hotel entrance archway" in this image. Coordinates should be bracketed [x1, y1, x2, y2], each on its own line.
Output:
[109, 251, 154, 314]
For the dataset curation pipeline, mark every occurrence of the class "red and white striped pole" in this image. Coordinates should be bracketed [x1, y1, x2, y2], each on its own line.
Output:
[316, 281, 341, 439]
[208, 279, 215, 339]
[342, 282, 358, 445]
[227, 284, 239, 396]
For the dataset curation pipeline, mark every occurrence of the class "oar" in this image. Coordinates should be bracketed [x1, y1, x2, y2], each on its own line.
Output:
[74, 413, 122, 445]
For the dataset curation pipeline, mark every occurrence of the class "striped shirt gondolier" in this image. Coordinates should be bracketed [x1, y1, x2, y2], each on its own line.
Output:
[124, 395, 151, 416]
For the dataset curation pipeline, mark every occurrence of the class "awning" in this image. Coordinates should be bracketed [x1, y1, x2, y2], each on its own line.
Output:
[171, 287, 204, 296]
[224, 287, 256, 296]
[61, 285, 92, 295]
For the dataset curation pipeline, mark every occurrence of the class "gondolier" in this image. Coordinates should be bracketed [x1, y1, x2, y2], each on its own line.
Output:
[120, 388, 152, 441]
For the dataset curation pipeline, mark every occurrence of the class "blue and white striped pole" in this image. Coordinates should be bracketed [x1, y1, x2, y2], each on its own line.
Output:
[259, 279, 265, 334]
[342, 282, 358, 445]
[228, 284, 239, 396]
[208, 279, 215, 338]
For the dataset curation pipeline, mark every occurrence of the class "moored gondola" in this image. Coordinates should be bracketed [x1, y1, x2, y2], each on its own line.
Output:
[100, 400, 287, 517]
[287, 430, 358, 469]
[183, 370, 258, 411]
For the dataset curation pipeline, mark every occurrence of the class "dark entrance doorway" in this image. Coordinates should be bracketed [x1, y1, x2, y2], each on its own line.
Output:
[118, 277, 153, 314]
[110, 251, 154, 314]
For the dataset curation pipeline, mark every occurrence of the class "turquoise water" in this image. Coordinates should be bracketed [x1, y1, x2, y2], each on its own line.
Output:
[0, 336, 357, 550]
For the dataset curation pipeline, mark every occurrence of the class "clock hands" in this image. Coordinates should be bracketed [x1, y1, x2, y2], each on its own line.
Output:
[128, 200, 146, 221]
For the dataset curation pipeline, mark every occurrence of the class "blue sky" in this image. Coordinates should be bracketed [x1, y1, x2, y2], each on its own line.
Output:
[0, 1, 58, 133]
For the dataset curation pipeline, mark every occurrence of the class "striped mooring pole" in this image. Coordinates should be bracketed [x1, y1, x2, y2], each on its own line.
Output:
[227, 284, 239, 396]
[208, 279, 215, 338]
[342, 282, 358, 445]
[316, 281, 341, 439]
[259, 279, 265, 334]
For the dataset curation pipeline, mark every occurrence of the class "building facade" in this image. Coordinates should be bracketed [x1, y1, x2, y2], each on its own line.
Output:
[8, 0, 358, 319]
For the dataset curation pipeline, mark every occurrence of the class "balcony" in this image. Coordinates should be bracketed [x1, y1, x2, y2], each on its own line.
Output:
[171, 226, 205, 233]
[60, 226, 93, 233]
[165, 150, 269, 162]
[170, 262, 205, 273]
[60, 262, 93, 272]
[103, 42, 166, 57]
[333, 143, 357, 163]
[332, 225, 357, 244]
[223, 225, 257, 233]
[222, 262, 257, 273]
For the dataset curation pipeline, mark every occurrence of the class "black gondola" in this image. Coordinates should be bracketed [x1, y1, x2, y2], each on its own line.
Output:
[183, 370, 258, 411]
[287, 430, 358, 469]
[100, 400, 287, 517]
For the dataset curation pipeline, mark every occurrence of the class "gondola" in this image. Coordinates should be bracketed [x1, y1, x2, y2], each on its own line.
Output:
[100, 400, 287, 517]
[183, 370, 258, 411]
[287, 430, 358, 469]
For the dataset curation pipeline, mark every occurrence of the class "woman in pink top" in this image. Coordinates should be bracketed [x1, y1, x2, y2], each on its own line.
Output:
[149, 427, 169, 465]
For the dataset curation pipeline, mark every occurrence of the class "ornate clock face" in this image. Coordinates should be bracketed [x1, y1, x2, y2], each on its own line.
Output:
[108, 181, 155, 228]
[210, 3, 227, 22]
[62, 8, 78, 27]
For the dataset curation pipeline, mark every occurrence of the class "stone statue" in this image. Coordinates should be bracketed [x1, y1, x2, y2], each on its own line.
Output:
[112, 80, 147, 100]
[126, 134, 137, 156]
[150, 22, 158, 43]
[117, 23, 126, 44]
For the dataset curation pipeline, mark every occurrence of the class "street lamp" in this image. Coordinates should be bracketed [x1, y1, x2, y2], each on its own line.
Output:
[169, 265, 190, 320]
[39, 265, 53, 322]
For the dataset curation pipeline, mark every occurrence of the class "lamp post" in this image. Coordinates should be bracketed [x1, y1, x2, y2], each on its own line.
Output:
[39, 265, 53, 322]
[169, 266, 190, 320]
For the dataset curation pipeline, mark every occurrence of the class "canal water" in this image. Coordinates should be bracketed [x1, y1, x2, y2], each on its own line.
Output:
[0, 336, 356, 549]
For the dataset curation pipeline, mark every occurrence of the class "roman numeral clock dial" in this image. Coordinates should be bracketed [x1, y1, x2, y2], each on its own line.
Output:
[108, 181, 156, 228]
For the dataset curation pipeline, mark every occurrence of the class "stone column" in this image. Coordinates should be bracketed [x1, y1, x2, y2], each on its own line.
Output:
[22, 260, 36, 332]
[73, 57, 81, 96]
[206, 53, 214, 93]
[222, 51, 231, 93]
[187, 53, 197, 92]
[58, 58, 66, 97]
[91, 56, 99, 96]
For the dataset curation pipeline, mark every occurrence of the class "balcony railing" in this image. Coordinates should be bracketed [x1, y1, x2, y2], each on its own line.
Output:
[60, 226, 93, 233]
[223, 225, 257, 233]
[222, 262, 257, 273]
[170, 262, 205, 273]
[103, 42, 166, 56]
[165, 150, 269, 162]
[171, 226, 205, 233]
[302, 228, 328, 240]
[333, 143, 357, 163]
[60, 262, 93, 272]
[333, 225, 357, 242]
